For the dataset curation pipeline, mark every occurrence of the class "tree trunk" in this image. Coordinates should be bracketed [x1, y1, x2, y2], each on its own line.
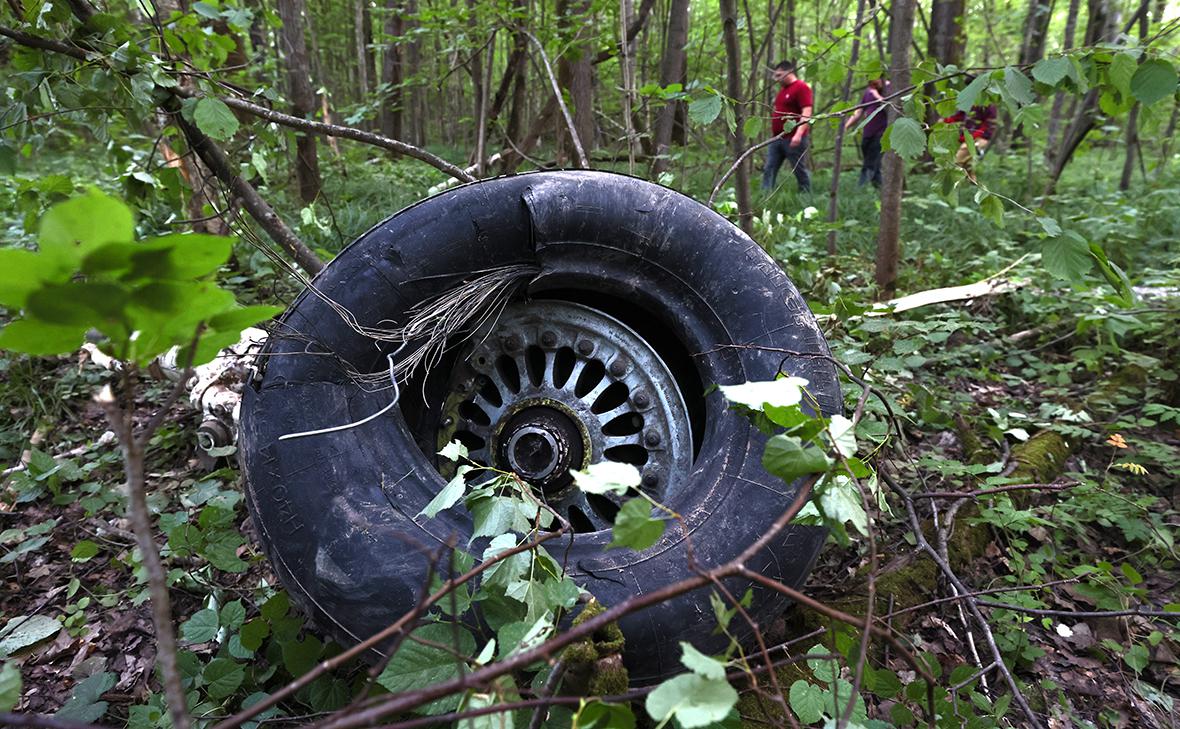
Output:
[278, 0, 321, 204]
[826, 0, 867, 256]
[650, 0, 689, 176]
[1158, 96, 1180, 176]
[379, 0, 405, 143]
[405, 0, 424, 146]
[719, 0, 752, 234]
[1044, 0, 1081, 160]
[1045, 0, 1115, 194]
[1018, 0, 1053, 66]
[554, 0, 595, 162]
[1119, 102, 1140, 191]
[354, 0, 369, 100]
[874, 0, 916, 300]
[925, 0, 962, 64]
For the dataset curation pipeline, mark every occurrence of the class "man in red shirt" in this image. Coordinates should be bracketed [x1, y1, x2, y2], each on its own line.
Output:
[762, 60, 814, 193]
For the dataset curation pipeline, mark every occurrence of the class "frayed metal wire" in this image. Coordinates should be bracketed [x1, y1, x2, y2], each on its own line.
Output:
[277, 343, 409, 441]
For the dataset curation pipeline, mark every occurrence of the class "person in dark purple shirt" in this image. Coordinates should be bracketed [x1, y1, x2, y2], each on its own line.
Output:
[843, 78, 888, 187]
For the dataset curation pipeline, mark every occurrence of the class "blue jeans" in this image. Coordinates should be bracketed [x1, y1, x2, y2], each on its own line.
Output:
[762, 136, 811, 192]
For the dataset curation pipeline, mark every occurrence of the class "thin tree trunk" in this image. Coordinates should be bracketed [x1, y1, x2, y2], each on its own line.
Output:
[926, 0, 964, 62]
[278, 0, 321, 204]
[1158, 96, 1180, 176]
[379, 0, 404, 142]
[720, 0, 752, 234]
[650, 0, 689, 175]
[1119, 102, 1140, 190]
[1045, 0, 1115, 194]
[405, 0, 424, 146]
[355, 0, 369, 100]
[874, 0, 916, 300]
[619, 0, 639, 171]
[1120, 2, 1148, 191]
[1018, 0, 1053, 66]
[1044, 0, 1081, 160]
[826, 0, 867, 256]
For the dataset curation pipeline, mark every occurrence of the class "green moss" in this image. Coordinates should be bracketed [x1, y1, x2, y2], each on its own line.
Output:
[955, 413, 995, 465]
[562, 599, 630, 691]
[1009, 430, 1072, 484]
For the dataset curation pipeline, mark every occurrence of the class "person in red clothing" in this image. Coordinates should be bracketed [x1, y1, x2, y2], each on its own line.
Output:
[941, 83, 998, 171]
[762, 59, 813, 193]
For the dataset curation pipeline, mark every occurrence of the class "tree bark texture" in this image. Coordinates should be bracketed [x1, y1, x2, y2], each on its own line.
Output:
[1046, 0, 1115, 194]
[874, 0, 916, 300]
[1018, 0, 1053, 66]
[926, 0, 965, 67]
[1044, 0, 1081, 160]
[278, 0, 322, 204]
[719, 0, 752, 234]
[650, 0, 689, 176]
[556, 0, 595, 161]
[379, 0, 405, 143]
[354, 0, 369, 99]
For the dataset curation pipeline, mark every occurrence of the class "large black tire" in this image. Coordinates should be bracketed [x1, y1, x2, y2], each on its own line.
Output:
[239, 170, 841, 683]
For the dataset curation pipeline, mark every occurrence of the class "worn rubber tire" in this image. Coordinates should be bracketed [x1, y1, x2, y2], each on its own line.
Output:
[239, 170, 841, 683]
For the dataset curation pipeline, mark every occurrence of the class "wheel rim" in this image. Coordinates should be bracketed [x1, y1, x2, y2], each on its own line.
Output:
[435, 300, 693, 532]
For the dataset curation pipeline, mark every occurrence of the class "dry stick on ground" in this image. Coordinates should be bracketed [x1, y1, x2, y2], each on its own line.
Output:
[974, 602, 1180, 620]
[310, 477, 940, 729]
[911, 481, 1077, 499]
[881, 470, 1046, 729]
[96, 367, 194, 729]
[523, 31, 589, 169]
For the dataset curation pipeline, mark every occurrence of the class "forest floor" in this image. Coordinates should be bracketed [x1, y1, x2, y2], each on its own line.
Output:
[2, 147, 1179, 728]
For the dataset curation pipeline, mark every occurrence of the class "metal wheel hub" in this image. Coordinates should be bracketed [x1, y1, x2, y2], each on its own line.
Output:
[436, 300, 692, 531]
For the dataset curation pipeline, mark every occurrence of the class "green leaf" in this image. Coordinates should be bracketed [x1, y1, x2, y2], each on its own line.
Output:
[806, 644, 838, 681]
[719, 377, 809, 411]
[1124, 643, 1149, 673]
[688, 94, 723, 125]
[55, 672, 114, 723]
[887, 117, 926, 161]
[956, 73, 991, 111]
[574, 700, 636, 729]
[203, 658, 245, 700]
[645, 673, 738, 729]
[193, 98, 240, 141]
[742, 116, 764, 139]
[1032, 57, 1072, 86]
[979, 194, 1004, 227]
[0, 248, 50, 308]
[180, 608, 219, 643]
[1037, 216, 1062, 237]
[0, 661, 20, 712]
[281, 635, 322, 676]
[1108, 53, 1137, 97]
[789, 680, 825, 724]
[1003, 67, 1035, 106]
[377, 623, 476, 715]
[0, 615, 61, 657]
[571, 461, 641, 496]
[608, 498, 666, 551]
[1130, 59, 1178, 105]
[680, 642, 726, 680]
[825, 415, 857, 458]
[438, 440, 468, 462]
[419, 466, 471, 519]
[130, 234, 233, 280]
[219, 600, 247, 630]
[239, 618, 270, 651]
[818, 476, 869, 535]
[1042, 232, 1093, 281]
[39, 191, 134, 268]
[1088, 242, 1134, 305]
[0, 319, 87, 356]
[762, 435, 831, 482]
[70, 540, 100, 562]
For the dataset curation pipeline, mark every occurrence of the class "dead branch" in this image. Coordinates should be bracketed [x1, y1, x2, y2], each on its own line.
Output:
[524, 31, 589, 169]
